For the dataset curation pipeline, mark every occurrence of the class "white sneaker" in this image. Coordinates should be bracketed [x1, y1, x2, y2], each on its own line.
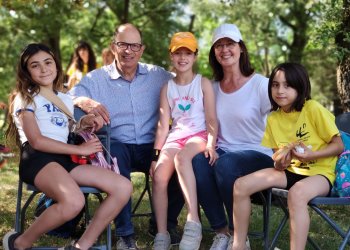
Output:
[179, 221, 202, 250]
[153, 232, 171, 250]
[209, 233, 230, 250]
[226, 236, 250, 250]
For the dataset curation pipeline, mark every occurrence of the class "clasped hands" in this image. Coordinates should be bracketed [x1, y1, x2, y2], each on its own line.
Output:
[272, 141, 313, 171]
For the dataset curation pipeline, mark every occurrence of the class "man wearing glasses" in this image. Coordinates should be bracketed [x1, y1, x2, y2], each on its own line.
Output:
[69, 23, 184, 250]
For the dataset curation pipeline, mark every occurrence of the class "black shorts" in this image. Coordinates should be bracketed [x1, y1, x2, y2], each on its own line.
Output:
[19, 142, 79, 185]
[285, 170, 332, 196]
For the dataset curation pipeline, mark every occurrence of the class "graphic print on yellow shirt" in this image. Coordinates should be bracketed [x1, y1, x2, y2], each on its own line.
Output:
[262, 100, 340, 183]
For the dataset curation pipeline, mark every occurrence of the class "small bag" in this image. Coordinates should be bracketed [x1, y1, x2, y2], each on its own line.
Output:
[332, 131, 350, 197]
[70, 129, 120, 174]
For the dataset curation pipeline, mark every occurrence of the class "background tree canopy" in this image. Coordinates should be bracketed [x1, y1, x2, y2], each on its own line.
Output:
[0, 0, 349, 114]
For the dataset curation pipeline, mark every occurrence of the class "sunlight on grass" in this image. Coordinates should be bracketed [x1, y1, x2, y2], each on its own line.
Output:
[1, 162, 350, 249]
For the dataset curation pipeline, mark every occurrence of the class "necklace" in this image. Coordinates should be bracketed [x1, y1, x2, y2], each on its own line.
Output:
[174, 75, 195, 112]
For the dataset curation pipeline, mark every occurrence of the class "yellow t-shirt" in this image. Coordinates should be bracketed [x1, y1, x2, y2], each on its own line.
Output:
[262, 100, 339, 183]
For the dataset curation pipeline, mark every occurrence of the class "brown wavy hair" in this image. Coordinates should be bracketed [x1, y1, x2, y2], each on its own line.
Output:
[6, 43, 63, 147]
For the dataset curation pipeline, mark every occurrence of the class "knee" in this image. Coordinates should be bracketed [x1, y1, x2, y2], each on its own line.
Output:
[174, 151, 190, 170]
[118, 179, 133, 203]
[233, 177, 249, 198]
[59, 192, 85, 220]
[114, 175, 132, 194]
[152, 167, 170, 190]
[288, 184, 307, 209]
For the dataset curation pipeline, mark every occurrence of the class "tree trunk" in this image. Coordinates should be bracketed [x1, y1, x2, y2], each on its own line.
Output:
[337, 60, 350, 112]
[336, 0, 350, 112]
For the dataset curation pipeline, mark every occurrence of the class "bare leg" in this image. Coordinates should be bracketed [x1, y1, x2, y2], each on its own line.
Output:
[174, 138, 207, 223]
[14, 163, 86, 249]
[232, 168, 286, 250]
[70, 165, 132, 250]
[288, 175, 329, 250]
[152, 148, 178, 234]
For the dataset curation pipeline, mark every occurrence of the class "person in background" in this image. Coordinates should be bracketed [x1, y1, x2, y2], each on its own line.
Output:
[151, 32, 218, 250]
[68, 23, 184, 250]
[232, 62, 343, 250]
[2, 43, 131, 250]
[66, 41, 97, 90]
[192, 23, 274, 250]
[101, 47, 114, 66]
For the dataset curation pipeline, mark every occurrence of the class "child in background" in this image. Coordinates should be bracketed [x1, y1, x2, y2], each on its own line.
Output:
[150, 32, 218, 250]
[3, 43, 132, 250]
[231, 62, 344, 250]
[101, 47, 114, 66]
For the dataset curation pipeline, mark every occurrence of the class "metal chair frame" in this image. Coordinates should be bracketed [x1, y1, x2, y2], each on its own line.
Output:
[131, 171, 153, 217]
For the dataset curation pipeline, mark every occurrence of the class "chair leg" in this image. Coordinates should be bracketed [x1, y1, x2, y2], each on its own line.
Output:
[132, 172, 153, 217]
[263, 190, 271, 250]
[20, 191, 40, 233]
[15, 180, 23, 232]
[310, 204, 350, 249]
[268, 196, 289, 250]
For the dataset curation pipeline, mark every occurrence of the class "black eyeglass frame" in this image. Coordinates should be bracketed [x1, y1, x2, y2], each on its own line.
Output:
[113, 42, 143, 52]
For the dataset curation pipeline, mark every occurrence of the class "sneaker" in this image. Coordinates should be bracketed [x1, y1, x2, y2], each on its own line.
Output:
[153, 232, 171, 250]
[179, 221, 202, 250]
[116, 235, 139, 250]
[149, 224, 181, 246]
[226, 236, 251, 250]
[3, 231, 21, 250]
[209, 233, 230, 250]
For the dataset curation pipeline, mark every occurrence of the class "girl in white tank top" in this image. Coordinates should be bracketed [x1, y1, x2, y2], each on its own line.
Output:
[150, 32, 218, 250]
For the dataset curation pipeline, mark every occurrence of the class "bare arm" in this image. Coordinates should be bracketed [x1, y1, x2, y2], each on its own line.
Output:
[202, 77, 219, 165]
[150, 84, 171, 177]
[73, 96, 110, 124]
[20, 111, 102, 156]
[153, 84, 171, 150]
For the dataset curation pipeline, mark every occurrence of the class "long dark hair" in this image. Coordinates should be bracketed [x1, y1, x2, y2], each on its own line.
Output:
[72, 40, 97, 72]
[209, 40, 254, 81]
[268, 62, 311, 112]
[6, 43, 63, 146]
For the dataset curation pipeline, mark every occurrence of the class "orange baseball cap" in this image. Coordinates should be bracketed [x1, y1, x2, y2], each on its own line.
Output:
[169, 32, 198, 53]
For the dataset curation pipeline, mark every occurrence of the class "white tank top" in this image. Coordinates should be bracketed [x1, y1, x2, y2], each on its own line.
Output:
[166, 74, 206, 142]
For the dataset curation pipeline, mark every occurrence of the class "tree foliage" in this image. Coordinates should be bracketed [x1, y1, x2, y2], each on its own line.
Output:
[0, 0, 348, 113]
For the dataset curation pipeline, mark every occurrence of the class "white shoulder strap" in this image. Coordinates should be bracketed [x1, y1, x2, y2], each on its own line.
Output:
[39, 87, 76, 122]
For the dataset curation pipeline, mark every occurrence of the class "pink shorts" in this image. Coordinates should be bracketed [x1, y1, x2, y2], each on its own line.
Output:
[162, 130, 208, 150]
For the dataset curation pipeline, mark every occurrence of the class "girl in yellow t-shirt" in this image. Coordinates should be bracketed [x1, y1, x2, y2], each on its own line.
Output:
[231, 62, 344, 250]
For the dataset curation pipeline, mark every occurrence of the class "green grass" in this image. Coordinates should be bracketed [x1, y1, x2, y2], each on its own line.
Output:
[1, 158, 350, 249]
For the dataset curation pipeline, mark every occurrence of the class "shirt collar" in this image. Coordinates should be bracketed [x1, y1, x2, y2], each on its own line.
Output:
[107, 61, 148, 80]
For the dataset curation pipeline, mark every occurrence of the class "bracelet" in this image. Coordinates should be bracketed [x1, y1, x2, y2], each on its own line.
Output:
[152, 149, 161, 161]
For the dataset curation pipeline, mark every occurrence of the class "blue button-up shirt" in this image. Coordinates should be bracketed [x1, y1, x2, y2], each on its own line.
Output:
[68, 62, 173, 144]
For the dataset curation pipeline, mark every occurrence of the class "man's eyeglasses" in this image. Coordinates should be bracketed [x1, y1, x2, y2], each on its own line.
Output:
[114, 42, 143, 52]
